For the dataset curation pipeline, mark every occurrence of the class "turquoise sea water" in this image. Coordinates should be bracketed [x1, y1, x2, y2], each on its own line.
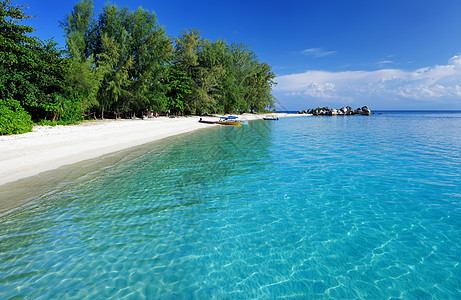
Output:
[1, 111, 460, 299]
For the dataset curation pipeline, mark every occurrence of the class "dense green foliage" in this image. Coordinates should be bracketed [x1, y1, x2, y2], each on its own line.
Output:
[0, 98, 33, 134]
[61, 0, 276, 117]
[171, 30, 276, 115]
[1, 0, 83, 131]
[0, 0, 276, 134]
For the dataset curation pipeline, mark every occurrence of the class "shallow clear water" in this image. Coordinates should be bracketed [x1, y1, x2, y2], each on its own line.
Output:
[1, 112, 460, 299]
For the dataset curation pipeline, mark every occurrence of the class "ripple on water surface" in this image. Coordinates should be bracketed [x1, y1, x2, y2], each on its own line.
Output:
[1, 112, 461, 299]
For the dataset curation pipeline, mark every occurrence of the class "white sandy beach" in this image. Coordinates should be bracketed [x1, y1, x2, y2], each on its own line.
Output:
[0, 113, 303, 187]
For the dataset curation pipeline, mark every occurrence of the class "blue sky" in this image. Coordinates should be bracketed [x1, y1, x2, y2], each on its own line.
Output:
[23, 0, 461, 110]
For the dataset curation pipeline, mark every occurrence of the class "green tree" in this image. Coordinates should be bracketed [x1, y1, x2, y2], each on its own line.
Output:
[0, 0, 36, 112]
[64, 57, 102, 120]
[244, 62, 276, 112]
[72, 3, 174, 117]
[193, 40, 228, 114]
[163, 67, 192, 115]
[172, 29, 202, 114]
[174, 29, 201, 71]
[225, 42, 258, 112]
[97, 31, 133, 118]
[60, 0, 101, 121]
[0, 0, 71, 123]
[59, 1, 276, 119]
[32, 40, 77, 122]
[61, 0, 94, 61]
[124, 7, 173, 115]
[214, 42, 275, 113]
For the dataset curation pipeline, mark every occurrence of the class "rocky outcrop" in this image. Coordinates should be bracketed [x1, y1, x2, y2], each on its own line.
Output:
[298, 106, 371, 116]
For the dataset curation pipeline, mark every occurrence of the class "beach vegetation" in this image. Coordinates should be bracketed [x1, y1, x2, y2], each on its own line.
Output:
[163, 67, 191, 115]
[60, 0, 275, 117]
[0, 0, 277, 134]
[170, 31, 276, 115]
[0, 98, 33, 134]
[1, 0, 84, 130]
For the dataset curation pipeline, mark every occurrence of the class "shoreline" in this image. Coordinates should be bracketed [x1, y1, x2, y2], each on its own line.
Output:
[0, 116, 204, 186]
[0, 113, 307, 214]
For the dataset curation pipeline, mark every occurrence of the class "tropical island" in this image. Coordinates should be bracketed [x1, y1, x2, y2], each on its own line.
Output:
[2, 1, 461, 299]
[0, 0, 276, 136]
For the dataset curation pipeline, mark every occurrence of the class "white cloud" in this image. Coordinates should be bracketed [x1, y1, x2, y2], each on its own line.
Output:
[377, 60, 394, 65]
[449, 55, 461, 66]
[302, 48, 337, 58]
[274, 55, 461, 109]
[304, 82, 336, 98]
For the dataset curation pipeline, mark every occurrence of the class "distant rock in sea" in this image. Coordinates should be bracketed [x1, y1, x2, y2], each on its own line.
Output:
[298, 106, 371, 116]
